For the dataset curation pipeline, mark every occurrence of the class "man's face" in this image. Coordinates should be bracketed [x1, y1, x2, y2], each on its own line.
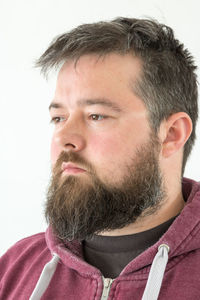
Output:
[46, 53, 165, 240]
[50, 53, 152, 185]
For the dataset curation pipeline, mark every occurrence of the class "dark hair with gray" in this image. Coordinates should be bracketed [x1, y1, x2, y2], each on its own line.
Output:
[36, 17, 198, 174]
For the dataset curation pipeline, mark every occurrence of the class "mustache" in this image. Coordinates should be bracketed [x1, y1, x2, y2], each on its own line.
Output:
[52, 151, 95, 176]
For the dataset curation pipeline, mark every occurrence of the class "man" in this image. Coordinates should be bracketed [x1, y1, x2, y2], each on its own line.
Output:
[0, 17, 199, 300]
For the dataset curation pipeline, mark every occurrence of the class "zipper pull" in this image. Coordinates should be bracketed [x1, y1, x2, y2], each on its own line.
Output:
[101, 277, 114, 300]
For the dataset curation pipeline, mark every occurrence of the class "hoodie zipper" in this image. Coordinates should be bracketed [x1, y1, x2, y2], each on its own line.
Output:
[100, 277, 114, 300]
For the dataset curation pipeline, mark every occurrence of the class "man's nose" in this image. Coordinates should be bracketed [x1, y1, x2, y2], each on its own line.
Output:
[53, 118, 86, 152]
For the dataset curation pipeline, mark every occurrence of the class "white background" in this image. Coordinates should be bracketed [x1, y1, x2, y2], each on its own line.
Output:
[0, 0, 200, 255]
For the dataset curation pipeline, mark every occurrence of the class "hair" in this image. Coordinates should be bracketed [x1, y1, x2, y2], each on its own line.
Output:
[36, 17, 198, 174]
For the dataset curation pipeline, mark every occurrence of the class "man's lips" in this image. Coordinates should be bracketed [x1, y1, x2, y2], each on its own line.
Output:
[61, 162, 86, 174]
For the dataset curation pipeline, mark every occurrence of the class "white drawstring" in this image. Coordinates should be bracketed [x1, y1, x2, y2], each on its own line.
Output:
[29, 244, 169, 300]
[142, 244, 170, 300]
[29, 253, 60, 300]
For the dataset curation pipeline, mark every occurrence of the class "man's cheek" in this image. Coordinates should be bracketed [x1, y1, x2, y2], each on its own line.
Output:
[90, 135, 110, 152]
[50, 141, 60, 165]
[90, 135, 122, 161]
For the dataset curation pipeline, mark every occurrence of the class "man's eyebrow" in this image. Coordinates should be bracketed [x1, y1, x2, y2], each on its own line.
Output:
[49, 98, 122, 112]
[49, 102, 63, 110]
[78, 98, 123, 112]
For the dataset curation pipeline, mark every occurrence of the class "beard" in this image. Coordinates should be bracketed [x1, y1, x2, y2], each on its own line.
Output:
[45, 134, 166, 241]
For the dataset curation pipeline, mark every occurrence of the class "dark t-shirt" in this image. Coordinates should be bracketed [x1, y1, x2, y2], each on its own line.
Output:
[83, 217, 176, 278]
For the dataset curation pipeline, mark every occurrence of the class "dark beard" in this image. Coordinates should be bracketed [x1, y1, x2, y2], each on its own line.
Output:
[45, 135, 166, 241]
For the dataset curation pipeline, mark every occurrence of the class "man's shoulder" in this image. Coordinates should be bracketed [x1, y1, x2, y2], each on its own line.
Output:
[0, 232, 48, 273]
[5, 232, 46, 254]
[14, 231, 46, 246]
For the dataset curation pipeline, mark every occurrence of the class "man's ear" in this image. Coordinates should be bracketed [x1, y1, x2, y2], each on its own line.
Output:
[161, 112, 193, 158]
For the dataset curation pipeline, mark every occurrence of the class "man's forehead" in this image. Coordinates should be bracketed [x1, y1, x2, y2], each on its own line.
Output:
[58, 52, 142, 77]
[55, 54, 142, 102]
[52, 53, 145, 113]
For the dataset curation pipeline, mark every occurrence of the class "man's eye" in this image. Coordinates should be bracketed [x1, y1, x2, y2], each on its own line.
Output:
[50, 117, 65, 124]
[89, 114, 106, 121]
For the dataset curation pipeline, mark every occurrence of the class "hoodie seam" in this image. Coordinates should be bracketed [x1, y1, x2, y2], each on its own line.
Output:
[113, 251, 194, 282]
[164, 250, 196, 273]
[59, 268, 101, 299]
[93, 278, 100, 300]
[111, 281, 118, 299]
[168, 222, 200, 258]
[76, 276, 101, 300]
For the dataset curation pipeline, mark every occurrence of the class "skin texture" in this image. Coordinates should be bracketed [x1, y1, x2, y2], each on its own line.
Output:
[49, 53, 193, 236]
